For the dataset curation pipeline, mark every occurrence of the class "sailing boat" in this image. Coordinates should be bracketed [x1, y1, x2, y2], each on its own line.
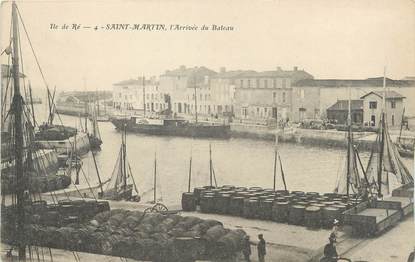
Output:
[101, 126, 140, 201]
[396, 108, 414, 158]
[334, 87, 366, 198]
[365, 71, 413, 197]
[87, 105, 103, 150]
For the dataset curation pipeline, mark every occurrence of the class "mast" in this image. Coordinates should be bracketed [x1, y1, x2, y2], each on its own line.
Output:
[74, 129, 79, 185]
[29, 82, 36, 126]
[377, 67, 386, 197]
[273, 149, 277, 191]
[194, 76, 198, 123]
[209, 143, 213, 187]
[346, 86, 352, 198]
[188, 149, 192, 192]
[11, 1, 26, 258]
[273, 104, 279, 191]
[91, 148, 104, 195]
[143, 76, 146, 117]
[123, 124, 127, 190]
[398, 107, 405, 144]
[154, 152, 157, 203]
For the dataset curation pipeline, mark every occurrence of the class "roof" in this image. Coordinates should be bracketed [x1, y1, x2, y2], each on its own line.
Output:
[294, 77, 414, 87]
[327, 100, 363, 111]
[161, 66, 217, 77]
[211, 70, 257, 79]
[360, 90, 406, 99]
[238, 69, 313, 79]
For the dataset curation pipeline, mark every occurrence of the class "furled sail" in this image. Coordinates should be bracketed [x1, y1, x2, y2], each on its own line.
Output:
[334, 135, 362, 195]
[366, 120, 413, 196]
[105, 146, 123, 193]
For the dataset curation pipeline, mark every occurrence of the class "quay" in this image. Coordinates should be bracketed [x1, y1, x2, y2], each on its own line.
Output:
[43, 188, 414, 262]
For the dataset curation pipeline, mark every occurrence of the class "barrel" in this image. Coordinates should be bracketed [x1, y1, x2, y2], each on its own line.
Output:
[221, 185, 235, 190]
[275, 190, 289, 195]
[306, 192, 320, 198]
[249, 187, 263, 191]
[259, 200, 273, 220]
[235, 187, 247, 191]
[288, 205, 306, 225]
[229, 196, 245, 216]
[243, 198, 259, 219]
[297, 201, 309, 207]
[200, 195, 214, 213]
[217, 194, 231, 214]
[275, 197, 286, 202]
[323, 193, 338, 200]
[292, 191, 305, 196]
[283, 195, 294, 203]
[322, 207, 340, 228]
[193, 187, 205, 205]
[272, 201, 289, 223]
[215, 231, 245, 257]
[182, 192, 197, 211]
[304, 206, 321, 228]
[172, 237, 204, 261]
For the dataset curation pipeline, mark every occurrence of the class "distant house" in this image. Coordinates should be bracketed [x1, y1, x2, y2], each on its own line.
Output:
[233, 66, 314, 122]
[326, 100, 363, 125]
[360, 91, 405, 127]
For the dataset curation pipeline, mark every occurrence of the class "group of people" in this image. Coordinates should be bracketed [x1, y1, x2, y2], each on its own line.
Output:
[240, 219, 343, 262]
[242, 234, 266, 262]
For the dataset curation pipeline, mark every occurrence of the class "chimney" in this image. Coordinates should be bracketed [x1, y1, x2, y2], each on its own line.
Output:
[277, 66, 282, 71]
[293, 66, 298, 71]
[220, 67, 226, 73]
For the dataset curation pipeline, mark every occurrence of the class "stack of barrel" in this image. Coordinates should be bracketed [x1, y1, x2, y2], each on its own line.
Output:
[181, 185, 363, 229]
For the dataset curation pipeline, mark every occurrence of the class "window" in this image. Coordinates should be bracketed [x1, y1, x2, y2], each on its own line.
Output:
[300, 89, 305, 99]
[273, 92, 277, 103]
[282, 79, 286, 88]
[369, 101, 377, 109]
[391, 101, 396, 109]
[391, 115, 395, 126]
[248, 80, 251, 88]
[240, 79, 244, 87]
[282, 92, 286, 103]
[257, 107, 260, 115]
[256, 79, 260, 88]
[273, 79, 276, 88]
[264, 80, 268, 88]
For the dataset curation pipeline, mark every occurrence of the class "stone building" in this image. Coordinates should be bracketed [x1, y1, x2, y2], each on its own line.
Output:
[233, 67, 314, 123]
[159, 66, 217, 117]
[112, 77, 159, 112]
[326, 100, 363, 125]
[360, 91, 405, 128]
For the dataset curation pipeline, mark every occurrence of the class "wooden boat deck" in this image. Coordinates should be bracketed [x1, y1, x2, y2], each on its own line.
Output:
[356, 208, 399, 223]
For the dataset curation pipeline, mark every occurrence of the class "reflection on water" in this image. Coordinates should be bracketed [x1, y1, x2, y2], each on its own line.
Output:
[35, 108, 414, 206]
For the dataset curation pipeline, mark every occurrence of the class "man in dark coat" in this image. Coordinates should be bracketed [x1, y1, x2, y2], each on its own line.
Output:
[257, 234, 266, 262]
[242, 235, 251, 261]
[322, 233, 338, 262]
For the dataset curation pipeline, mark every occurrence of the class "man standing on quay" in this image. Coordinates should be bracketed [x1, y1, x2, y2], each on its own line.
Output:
[257, 234, 266, 262]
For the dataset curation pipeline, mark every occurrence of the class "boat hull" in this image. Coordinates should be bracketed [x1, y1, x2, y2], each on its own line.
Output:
[111, 117, 231, 139]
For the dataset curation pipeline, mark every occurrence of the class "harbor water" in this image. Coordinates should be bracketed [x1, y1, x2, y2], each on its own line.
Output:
[35, 107, 414, 206]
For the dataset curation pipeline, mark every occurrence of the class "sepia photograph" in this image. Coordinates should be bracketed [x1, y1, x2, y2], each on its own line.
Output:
[0, 0, 414, 261]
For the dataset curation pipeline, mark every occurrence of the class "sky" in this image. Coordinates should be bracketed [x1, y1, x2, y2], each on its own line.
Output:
[1, 0, 415, 93]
